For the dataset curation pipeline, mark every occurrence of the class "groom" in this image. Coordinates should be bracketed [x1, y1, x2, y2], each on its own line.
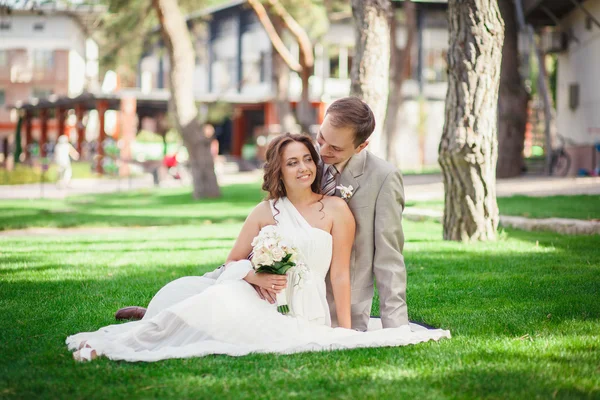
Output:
[116, 97, 407, 331]
[315, 97, 407, 330]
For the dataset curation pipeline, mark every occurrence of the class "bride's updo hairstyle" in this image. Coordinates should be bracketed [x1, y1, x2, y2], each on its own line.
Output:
[262, 133, 322, 200]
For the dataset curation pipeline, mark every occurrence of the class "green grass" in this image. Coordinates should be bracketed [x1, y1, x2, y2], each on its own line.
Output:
[407, 195, 600, 220]
[401, 165, 441, 176]
[497, 195, 600, 220]
[0, 185, 599, 399]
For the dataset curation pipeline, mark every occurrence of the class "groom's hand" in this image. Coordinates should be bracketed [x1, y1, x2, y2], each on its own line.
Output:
[252, 284, 276, 304]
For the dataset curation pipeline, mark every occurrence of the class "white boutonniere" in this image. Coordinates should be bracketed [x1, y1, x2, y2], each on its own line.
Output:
[336, 184, 354, 200]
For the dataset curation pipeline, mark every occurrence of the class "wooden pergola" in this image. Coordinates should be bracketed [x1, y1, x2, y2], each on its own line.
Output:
[14, 91, 170, 173]
[13, 90, 327, 172]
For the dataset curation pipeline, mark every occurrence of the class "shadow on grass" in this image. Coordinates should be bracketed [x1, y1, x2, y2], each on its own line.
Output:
[0, 183, 264, 231]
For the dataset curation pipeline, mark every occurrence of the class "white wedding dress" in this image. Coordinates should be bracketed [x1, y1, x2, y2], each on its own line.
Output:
[66, 198, 450, 362]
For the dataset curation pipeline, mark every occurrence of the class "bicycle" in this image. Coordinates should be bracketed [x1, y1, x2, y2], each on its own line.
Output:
[549, 134, 572, 177]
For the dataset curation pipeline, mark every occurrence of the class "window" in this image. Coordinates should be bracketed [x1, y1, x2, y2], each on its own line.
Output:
[328, 46, 351, 79]
[214, 17, 235, 38]
[423, 48, 448, 83]
[32, 88, 52, 99]
[0, 90, 5, 106]
[33, 50, 54, 70]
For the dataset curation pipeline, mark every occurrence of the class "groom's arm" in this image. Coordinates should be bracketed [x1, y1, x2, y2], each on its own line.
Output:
[373, 169, 409, 328]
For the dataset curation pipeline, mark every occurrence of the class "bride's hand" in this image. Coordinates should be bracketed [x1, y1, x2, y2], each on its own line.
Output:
[244, 271, 287, 294]
[252, 285, 276, 304]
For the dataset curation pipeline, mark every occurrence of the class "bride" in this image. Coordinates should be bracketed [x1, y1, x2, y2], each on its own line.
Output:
[67, 133, 450, 362]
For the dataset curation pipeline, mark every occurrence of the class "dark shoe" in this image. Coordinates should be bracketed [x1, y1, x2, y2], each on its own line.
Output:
[115, 306, 147, 321]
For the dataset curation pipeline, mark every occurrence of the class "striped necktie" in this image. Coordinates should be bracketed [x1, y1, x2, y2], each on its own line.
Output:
[321, 164, 339, 196]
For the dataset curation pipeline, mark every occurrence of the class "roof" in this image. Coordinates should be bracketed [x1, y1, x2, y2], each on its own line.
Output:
[185, 0, 247, 21]
[522, 0, 578, 26]
[10, 89, 273, 114]
[4, 2, 106, 36]
[12, 91, 169, 114]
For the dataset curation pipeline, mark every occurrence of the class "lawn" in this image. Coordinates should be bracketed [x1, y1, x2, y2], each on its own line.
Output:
[0, 186, 599, 399]
[497, 195, 600, 220]
[407, 195, 600, 220]
[0, 184, 264, 231]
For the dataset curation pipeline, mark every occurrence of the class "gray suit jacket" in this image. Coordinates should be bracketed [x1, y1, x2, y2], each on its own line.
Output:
[326, 150, 408, 331]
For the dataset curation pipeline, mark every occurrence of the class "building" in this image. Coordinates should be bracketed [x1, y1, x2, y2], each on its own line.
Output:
[525, 0, 600, 175]
[138, 0, 449, 170]
[0, 3, 102, 165]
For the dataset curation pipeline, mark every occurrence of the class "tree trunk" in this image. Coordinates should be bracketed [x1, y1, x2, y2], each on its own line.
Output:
[497, 0, 529, 178]
[272, 15, 297, 133]
[297, 50, 314, 134]
[247, 0, 302, 72]
[350, 0, 392, 159]
[153, 0, 220, 199]
[384, 0, 416, 164]
[438, 0, 504, 241]
[250, 0, 314, 134]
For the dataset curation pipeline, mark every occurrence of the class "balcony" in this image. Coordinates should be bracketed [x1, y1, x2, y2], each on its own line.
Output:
[10, 64, 33, 83]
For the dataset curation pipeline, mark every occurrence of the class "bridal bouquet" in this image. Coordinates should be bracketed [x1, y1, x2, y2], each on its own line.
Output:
[251, 226, 300, 314]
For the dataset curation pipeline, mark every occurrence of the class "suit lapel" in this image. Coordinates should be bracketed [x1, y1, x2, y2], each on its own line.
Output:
[339, 150, 367, 196]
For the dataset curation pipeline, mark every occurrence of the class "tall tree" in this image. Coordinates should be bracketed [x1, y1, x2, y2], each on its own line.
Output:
[271, 15, 296, 133]
[153, 0, 220, 198]
[247, 0, 321, 133]
[384, 0, 416, 165]
[350, 0, 392, 159]
[438, 0, 504, 241]
[497, 0, 529, 178]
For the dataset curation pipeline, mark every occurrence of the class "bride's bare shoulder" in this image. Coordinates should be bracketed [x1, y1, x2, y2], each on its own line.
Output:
[247, 200, 275, 224]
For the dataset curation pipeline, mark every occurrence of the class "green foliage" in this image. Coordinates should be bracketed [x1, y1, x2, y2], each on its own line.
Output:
[97, 0, 231, 81]
[0, 162, 97, 185]
[98, 0, 158, 82]
[136, 130, 166, 143]
[205, 102, 234, 124]
[279, 0, 330, 40]
[549, 54, 558, 107]
[255, 253, 296, 274]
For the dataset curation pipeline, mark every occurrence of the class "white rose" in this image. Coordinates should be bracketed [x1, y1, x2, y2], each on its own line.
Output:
[262, 225, 277, 237]
[271, 247, 285, 262]
[264, 238, 277, 250]
[254, 252, 272, 266]
[253, 248, 264, 258]
[260, 244, 272, 255]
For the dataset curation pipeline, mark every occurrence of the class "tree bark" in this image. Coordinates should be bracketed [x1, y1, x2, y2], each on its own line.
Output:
[247, 0, 302, 72]
[438, 0, 504, 241]
[384, 0, 416, 164]
[497, 0, 529, 178]
[266, 0, 314, 133]
[272, 15, 297, 133]
[350, 0, 392, 159]
[153, 0, 220, 198]
[248, 0, 314, 133]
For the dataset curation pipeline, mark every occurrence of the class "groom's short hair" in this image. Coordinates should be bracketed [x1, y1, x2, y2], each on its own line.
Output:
[325, 97, 376, 147]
